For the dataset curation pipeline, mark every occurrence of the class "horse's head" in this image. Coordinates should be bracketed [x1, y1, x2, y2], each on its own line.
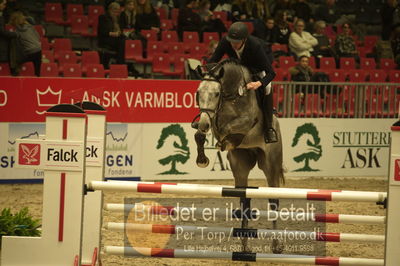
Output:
[195, 65, 225, 134]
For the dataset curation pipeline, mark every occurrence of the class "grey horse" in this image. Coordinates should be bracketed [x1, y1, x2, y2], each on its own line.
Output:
[192, 60, 285, 253]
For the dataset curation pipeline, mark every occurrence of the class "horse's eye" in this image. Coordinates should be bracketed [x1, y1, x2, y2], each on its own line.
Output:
[215, 92, 220, 97]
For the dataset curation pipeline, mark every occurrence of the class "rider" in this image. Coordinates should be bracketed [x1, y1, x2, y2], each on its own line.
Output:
[207, 21, 278, 143]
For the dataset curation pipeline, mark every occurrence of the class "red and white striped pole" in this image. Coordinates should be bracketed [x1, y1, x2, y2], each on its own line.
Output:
[104, 246, 384, 266]
[89, 181, 386, 203]
[106, 222, 385, 243]
[105, 203, 385, 225]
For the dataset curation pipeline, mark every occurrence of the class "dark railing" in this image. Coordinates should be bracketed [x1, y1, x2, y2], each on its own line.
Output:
[272, 82, 400, 118]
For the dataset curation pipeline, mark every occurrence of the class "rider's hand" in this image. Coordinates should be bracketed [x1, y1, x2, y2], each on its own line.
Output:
[246, 81, 262, 90]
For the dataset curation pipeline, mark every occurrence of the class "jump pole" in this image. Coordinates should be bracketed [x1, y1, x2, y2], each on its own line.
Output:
[1, 104, 87, 266]
[104, 246, 384, 266]
[106, 222, 385, 243]
[89, 181, 386, 203]
[105, 203, 386, 225]
[384, 118, 400, 266]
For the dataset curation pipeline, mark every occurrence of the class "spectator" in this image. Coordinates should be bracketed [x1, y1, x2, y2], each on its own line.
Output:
[202, 39, 218, 63]
[9, 11, 41, 76]
[312, 20, 335, 58]
[120, 0, 147, 53]
[289, 55, 313, 82]
[252, 0, 270, 21]
[119, 0, 137, 29]
[231, 0, 253, 22]
[274, 10, 291, 45]
[334, 23, 359, 63]
[197, 0, 226, 37]
[314, 0, 339, 25]
[381, 0, 400, 40]
[290, 55, 333, 96]
[135, 0, 160, 33]
[177, 0, 201, 40]
[98, 2, 126, 67]
[291, 0, 313, 24]
[212, 0, 232, 12]
[391, 26, 400, 67]
[0, 0, 17, 71]
[272, 0, 294, 22]
[252, 17, 279, 46]
[289, 18, 317, 58]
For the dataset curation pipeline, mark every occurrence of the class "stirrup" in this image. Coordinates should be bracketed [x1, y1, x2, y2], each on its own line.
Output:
[264, 128, 278, 143]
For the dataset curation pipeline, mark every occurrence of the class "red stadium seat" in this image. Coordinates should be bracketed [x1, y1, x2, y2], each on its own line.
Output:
[65, 4, 84, 25]
[360, 57, 376, 70]
[86, 64, 105, 78]
[45, 3, 63, 24]
[81, 51, 100, 74]
[40, 63, 59, 77]
[141, 29, 158, 41]
[155, 7, 167, 20]
[188, 43, 207, 60]
[327, 69, 347, 82]
[0, 63, 11, 76]
[42, 50, 55, 63]
[70, 15, 92, 36]
[53, 38, 72, 54]
[183, 31, 200, 44]
[88, 5, 105, 26]
[347, 69, 368, 82]
[213, 11, 228, 21]
[109, 64, 128, 78]
[62, 63, 82, 77]
[339, 57, 356, 70]
[125, 40, 145, 62]
[165, 42, 185, 55]
[203, 32, 219, 44]
[19, 62, 35, 76]
[380, 58, 396, 70]
[319, 57, 336, 70]
[388, 70, 400, 82]
[278, 56, 296, 69]
[160, 19, 174, 31]
[369, 70, 387, 82]
[162, 30, 179, 42]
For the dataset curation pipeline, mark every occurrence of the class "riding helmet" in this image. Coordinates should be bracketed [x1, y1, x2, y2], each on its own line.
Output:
[226, 22, 249, 43]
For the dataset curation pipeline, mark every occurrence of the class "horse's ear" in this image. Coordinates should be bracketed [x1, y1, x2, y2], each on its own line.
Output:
[195, 65, 205, 78]
[217, 67, 224, 79]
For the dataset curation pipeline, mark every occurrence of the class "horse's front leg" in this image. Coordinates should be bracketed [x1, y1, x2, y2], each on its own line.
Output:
[194, 131, 209, 168]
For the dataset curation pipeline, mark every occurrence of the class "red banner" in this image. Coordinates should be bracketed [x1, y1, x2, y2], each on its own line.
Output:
[0, 77, 201, 122]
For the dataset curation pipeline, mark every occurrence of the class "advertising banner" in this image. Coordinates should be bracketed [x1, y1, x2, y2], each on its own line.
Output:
[0, 78, 395, 181]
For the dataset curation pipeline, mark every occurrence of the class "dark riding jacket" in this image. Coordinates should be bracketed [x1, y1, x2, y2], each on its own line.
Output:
[208, 35, 276, 88]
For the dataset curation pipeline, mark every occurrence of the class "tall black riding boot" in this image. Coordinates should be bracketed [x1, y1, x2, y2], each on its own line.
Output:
[263, 93, 278, 143]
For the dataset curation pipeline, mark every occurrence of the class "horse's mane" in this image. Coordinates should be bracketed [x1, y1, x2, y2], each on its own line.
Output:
[209, 59, 251, 95]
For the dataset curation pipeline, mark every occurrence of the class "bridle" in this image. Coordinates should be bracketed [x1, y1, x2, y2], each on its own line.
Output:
[191, 71, 247, 134]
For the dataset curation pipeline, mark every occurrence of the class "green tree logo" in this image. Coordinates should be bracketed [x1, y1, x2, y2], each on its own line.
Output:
[291, 123, 322, 172]
[156, 124, 190, 175]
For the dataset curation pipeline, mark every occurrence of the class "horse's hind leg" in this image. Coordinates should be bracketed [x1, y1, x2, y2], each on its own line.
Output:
[227, 149, 257, 253]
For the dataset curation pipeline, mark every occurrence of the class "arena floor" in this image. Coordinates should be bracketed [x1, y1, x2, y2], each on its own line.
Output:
[0, 177, 386, 266]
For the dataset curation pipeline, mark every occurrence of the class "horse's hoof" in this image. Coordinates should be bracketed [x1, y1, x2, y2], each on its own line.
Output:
[196, 156, 209, 168]
[271, 239, 284, 254]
